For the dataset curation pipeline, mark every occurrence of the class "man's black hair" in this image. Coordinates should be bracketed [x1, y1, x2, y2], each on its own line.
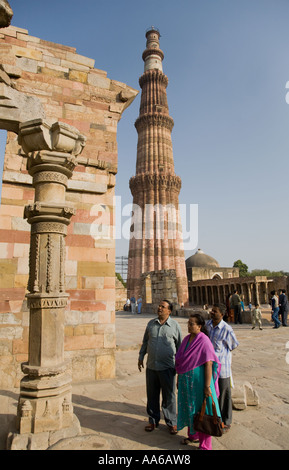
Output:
[163, 299, 173, 312]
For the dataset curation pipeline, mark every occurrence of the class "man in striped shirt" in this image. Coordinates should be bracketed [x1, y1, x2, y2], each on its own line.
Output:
[206, 304, 239, 431]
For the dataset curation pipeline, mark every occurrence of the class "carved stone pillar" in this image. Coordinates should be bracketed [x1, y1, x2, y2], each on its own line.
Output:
[255, 282, 260, 305]
[9, 119, 86, 448]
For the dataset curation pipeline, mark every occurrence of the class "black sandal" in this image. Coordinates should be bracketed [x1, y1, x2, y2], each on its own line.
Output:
[181, 438, 199, 445]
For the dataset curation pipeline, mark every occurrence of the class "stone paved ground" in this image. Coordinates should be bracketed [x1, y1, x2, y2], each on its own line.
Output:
[1, 309, 289, 451]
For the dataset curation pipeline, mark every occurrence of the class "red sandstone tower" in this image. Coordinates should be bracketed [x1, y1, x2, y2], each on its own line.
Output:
[127, 28, 188, 306]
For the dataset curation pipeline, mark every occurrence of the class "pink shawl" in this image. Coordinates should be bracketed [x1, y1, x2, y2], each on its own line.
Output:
[175, 332, 221, 386]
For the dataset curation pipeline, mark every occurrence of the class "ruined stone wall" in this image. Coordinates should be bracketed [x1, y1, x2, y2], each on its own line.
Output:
[269, 276, 288, 296]
[0, 25, 137, 388]
[141, 269, 179, 314]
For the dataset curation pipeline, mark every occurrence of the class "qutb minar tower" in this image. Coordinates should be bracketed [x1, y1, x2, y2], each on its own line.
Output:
[127, 27, 188, 307]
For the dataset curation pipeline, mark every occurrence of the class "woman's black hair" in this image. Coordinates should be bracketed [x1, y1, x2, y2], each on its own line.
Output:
[189, 313, 209, 336]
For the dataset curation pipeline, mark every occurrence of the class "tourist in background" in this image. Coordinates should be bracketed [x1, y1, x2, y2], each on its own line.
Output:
[137, 296, 142, 314]
[271, 291, 281, 328]
[138, 300, 182, 435]
[251, 304, 263, 330]
[124, 298, 131, 312]
[240, 295, 245, 313]
[176, 313, 221, 450]
[230, 290, 242, 324]
[207, 304, 239, 431]
[130, 295, 136, 314]
[279, 289, 288, 327]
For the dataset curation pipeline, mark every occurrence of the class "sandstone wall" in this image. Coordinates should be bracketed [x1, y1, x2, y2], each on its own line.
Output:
[0, 25, 137, 388]
[141, 269, 179, 314]
[115, 276, 127, 311]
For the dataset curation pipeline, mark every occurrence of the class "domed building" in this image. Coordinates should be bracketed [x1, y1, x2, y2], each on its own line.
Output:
[186, 249, 238, 282]
[186, 248, 273, 307]
[186, 248, 220, 269]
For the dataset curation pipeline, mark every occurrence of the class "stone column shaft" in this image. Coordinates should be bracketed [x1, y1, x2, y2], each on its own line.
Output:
[13, 119, 86, 441]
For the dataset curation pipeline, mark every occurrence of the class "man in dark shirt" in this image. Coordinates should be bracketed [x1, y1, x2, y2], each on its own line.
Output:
[279, 289, 288, 326]
[230, 290, 242, 324]
[138, 299, 182, 434]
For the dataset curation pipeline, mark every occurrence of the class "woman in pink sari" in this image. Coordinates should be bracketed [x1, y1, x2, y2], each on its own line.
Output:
[175, 313, 221, 450]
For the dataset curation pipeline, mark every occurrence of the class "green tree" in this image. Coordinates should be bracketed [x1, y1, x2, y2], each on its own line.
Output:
[250, 269, 286, 278]
[250, 269, 271, 277]
[233, 259, 249, 277]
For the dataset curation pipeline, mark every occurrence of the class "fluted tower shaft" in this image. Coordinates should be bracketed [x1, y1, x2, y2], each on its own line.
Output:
[127, 28, 188, 306]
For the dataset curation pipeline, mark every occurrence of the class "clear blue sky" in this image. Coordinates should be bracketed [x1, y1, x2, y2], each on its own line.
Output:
[2, 0, 289, 272]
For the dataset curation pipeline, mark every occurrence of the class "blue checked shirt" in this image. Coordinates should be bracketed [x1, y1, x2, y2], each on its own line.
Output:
[206, 319, 239, 378]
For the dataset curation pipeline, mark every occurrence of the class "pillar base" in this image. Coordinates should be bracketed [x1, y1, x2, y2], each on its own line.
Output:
[7, 414, 81, 450]
[17, 362, 75, 435]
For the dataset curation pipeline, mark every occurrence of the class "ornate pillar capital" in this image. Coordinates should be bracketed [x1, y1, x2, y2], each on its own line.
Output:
[18, 118, 86, 157]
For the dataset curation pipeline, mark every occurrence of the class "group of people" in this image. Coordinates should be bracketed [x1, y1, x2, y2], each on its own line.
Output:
[225, 290, 243, 324]
[270, 289, 288, 329]
[227, 288, 289, 330]
[138, 300, 239, 450]
[124, 296, 142, 314]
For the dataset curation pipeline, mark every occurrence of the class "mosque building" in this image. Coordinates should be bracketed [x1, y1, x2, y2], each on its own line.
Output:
[186, 248, 281, 307]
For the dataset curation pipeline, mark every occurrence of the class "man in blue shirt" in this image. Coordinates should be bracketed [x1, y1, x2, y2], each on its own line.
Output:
[130, 295, 136, 314]
[138, 299, 182, 434]
[206, 304, 239, 431]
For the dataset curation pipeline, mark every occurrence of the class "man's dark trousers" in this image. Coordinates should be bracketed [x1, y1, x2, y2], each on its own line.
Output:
[234, 304, 242, 324]
[218, 377, 232, 426]
[146, 367, 177, 427]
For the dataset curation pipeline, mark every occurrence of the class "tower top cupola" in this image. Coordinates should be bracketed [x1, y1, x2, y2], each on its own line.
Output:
[142, 26, 164, 72]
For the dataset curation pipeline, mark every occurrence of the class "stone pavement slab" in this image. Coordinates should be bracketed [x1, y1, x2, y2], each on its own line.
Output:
[1, 310, 289, 450]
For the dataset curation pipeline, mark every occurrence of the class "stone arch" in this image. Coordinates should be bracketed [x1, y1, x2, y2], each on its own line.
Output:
[212, 273, 222, 280]
[259, 282, 268, 304]
[207, 286, 213, 305]
[242, 283, 250, 305]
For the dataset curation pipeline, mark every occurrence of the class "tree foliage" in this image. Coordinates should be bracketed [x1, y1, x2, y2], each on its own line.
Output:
[250, 269, 288, 278]
[233, 259, 248, 277]
[233, 261, 288, 278]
